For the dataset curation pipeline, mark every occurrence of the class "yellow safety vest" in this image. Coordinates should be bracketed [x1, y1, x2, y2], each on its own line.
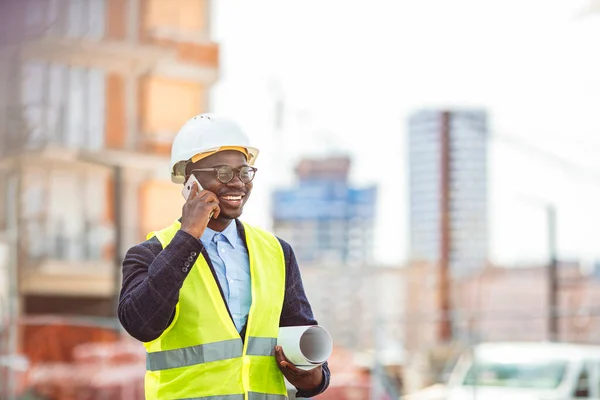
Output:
[143, 220, 288, 400]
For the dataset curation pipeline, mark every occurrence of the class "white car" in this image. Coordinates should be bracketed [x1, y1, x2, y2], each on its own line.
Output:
[445, 342, 600, 400]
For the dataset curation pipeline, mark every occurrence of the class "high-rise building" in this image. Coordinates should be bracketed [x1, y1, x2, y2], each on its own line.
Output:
[0, 0, 219, 318]
[408, 109, 488, 278]
[272, 156, 377, 265]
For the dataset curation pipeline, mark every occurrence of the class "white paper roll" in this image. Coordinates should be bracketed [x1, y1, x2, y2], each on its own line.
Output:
[277, 325, 333, 370]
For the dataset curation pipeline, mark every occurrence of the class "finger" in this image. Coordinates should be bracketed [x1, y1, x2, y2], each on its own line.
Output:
[274, 346, 287, 370]
[188, 182, 199, 200]
[198, 190, 219, 203]
[274, 346, 284, 364]
[211, 204, 221, 219]
[277, 346, 295, 364]
[275, 350, 294, 377]
[277, 365, 293, 382]
[280, 361, 303, 375]
[197, 190, 209, 201]
[205, 201, 220, 217]
[275, 346, 303, 375]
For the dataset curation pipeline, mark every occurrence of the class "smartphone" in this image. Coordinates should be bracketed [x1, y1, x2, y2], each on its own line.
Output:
[182, 175, 215, 220]
[182, 174, 202, 200]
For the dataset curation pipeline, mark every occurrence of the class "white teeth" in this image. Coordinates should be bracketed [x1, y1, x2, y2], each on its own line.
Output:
[223, 196, 242, 201]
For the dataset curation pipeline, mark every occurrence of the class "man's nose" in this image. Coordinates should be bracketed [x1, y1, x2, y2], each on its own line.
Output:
[227, 175, 245, 188]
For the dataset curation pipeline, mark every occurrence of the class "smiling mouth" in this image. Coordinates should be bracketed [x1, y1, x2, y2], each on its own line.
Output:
[220, 194, 245, 204]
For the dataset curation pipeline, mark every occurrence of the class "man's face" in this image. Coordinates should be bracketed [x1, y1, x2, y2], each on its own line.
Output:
[186, 150, 253, 220]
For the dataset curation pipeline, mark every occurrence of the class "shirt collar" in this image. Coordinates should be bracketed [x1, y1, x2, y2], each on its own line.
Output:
[201, 221, 239, 249]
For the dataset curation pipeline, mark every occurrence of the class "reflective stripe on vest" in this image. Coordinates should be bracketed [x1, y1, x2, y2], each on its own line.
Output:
[181, 393, 286, 400]
[248, 393, 287, 400]
[245, 337, 277, 357]
[147, 337, 275, 371]
[146, 339, 243, 371]
[181, 396, 244, 400]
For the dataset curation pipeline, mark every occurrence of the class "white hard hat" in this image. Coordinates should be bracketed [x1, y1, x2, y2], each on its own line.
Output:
[170, 113, 259, 184]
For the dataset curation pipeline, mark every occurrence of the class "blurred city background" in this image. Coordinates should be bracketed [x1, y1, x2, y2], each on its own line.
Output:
[0, 0, 599, 399]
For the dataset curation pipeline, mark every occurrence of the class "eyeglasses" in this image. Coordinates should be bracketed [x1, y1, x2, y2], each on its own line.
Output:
[190, 166, 258, 184]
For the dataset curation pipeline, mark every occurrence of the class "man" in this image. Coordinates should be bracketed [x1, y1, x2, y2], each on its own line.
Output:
[118, 114, 330, 399]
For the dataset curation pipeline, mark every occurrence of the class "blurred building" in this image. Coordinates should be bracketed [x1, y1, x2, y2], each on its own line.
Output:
[272, 156, 377, 265]
[0, 4, 218, 395]
[408, 109, 488, 278]
[297, 263, 405, 398]
[301, 264, 405, 352]
[0, 0, 218, 318]
[0, 0, 219, 397]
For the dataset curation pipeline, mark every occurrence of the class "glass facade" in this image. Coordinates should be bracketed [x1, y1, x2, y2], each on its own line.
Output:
[273, 171, 377, 265]
[408, 110, 488, 277]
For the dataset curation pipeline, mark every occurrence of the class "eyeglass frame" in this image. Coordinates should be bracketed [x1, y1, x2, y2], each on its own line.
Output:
[189, 165, 258, 184]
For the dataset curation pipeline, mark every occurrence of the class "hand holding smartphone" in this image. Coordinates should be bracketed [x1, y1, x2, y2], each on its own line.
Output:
[181, 174, 215, 227]
[182, 174, 202, 200]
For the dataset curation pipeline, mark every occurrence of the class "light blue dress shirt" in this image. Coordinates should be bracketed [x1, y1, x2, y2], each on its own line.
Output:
[200, 223, 252, 333]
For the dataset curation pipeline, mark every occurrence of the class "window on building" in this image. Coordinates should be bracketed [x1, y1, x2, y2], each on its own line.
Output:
[22, 61, 105, 151]
[22, 167, 49, 261]
[26, 0, 106, 39]
[47, 63, 67, 145]
[25, 0, 50, 37]
[43, 169, 111, 261]
[21, 61, 47, 147]
[86, 0, 106, 39]
[86, 68, 105, 150]
[81, 169, 112, 260]
[66, 0, 86, 37]
[67, 66, 86, 148]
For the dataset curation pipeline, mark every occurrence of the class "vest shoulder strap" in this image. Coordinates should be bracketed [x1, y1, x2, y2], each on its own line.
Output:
[147, 220, 182, 245]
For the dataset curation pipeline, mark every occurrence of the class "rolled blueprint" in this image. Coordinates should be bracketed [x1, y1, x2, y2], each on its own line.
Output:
[277, 325, 333, 370]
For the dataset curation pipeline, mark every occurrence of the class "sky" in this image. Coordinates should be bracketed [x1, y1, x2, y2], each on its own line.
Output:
[210, 0, 600, 267]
